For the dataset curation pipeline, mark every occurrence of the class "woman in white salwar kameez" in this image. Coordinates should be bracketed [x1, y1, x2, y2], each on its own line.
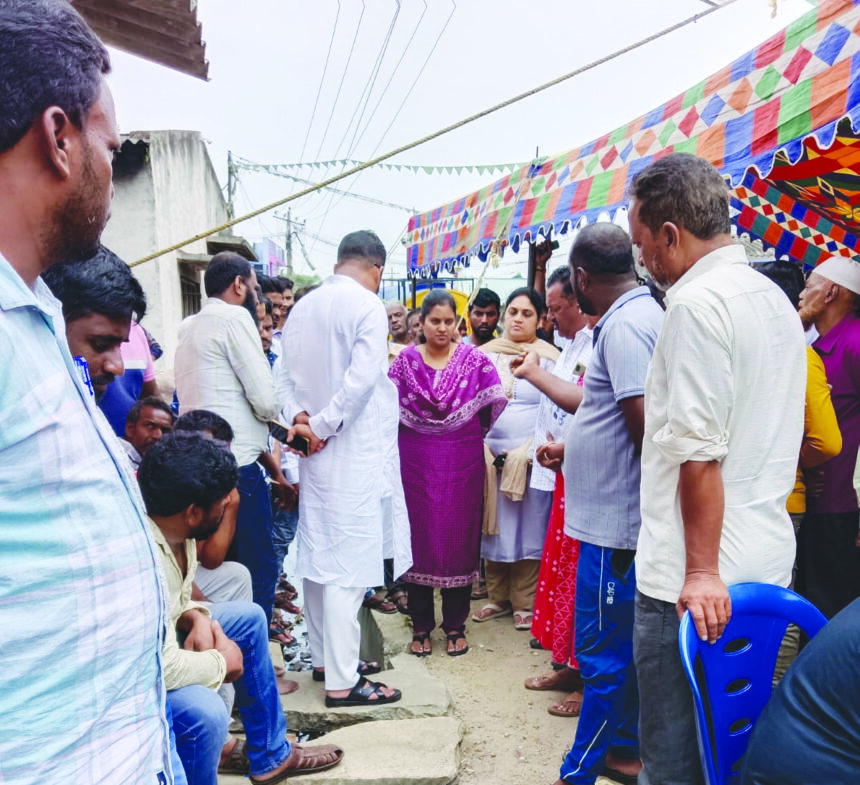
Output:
[474, 288, 559, 630]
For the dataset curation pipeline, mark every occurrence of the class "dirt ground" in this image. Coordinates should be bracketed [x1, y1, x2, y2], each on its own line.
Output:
[399, 595, 582, 785]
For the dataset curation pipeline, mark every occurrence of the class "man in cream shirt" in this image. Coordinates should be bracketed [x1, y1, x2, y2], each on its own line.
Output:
[628, 154, 805, 785]
[175, 252, 283, 623]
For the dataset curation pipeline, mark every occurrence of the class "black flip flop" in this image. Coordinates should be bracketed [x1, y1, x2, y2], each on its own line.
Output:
[446, 631, 469, 657]
[410, 632, 432, 657]
[312, 660, 382, 682]
[324, 676, 402, 707]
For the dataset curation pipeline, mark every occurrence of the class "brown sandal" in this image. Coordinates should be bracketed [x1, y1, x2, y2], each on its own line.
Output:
[524, 667, 584, 692]
[547, 690, 584, 717]
[218, 737, 249, 774]
[249, 743, 344, 783]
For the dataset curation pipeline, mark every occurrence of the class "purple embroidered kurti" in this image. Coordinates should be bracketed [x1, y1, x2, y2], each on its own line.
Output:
[389, 344, 506, 587]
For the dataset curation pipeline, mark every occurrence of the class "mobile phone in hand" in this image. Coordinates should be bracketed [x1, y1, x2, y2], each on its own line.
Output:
[268, 420, 310, 456]
[286, 434, 310, 457]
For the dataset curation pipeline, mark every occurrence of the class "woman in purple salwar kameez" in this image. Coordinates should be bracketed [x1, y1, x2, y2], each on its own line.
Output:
[388, 291, 506, 657]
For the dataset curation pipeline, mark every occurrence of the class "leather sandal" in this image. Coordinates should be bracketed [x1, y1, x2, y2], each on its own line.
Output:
[386, 587, 410, 615]
[312, 659, 382, 681]
[547, 690, 584, 717]
[324, 676, 402, 708]
[249, 743, 344, 783]
[274, 594, 301, 614]
[218, 737, 249, 775]
[524, 667, 584, 692]
[362, 593, 397, 614]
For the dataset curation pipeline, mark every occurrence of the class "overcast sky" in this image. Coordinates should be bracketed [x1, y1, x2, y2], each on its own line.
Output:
[105, 0, 812, 279]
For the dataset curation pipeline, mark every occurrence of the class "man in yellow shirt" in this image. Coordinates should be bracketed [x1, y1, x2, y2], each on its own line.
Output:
[139, 432, 343, 785]
[754, 262, 842, 521]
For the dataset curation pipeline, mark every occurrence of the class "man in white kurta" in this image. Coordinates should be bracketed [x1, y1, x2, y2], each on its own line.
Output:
[276, 230, 411, 703]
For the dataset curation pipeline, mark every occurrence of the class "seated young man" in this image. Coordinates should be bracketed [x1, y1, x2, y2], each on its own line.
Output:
[137, 432, 343, 785]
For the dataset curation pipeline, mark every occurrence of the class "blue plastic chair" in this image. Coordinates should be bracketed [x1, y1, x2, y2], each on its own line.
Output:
[678, 582, 827, 785]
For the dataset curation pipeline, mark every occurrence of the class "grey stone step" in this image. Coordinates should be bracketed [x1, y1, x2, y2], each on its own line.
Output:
[220, 716, 462, 785]
[281, 654, 452, 734]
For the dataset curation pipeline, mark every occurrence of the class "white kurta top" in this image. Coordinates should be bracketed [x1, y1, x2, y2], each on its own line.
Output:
[276, 274, 411, 587]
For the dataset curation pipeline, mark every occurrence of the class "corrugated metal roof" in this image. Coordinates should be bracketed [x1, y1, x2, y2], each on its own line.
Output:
[72, 0, 209, 81]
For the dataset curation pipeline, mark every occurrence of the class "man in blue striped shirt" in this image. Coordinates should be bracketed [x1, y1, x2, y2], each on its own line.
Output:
[0, 3, 171, 782]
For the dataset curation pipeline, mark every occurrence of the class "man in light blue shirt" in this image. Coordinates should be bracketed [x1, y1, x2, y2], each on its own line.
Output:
[556, 224, 664, 785]
[0, 3, 170, 782]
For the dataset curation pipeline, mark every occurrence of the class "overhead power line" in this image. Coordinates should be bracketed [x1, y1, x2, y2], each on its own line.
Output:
[251, 167, 414, 212]
[299, 0, 341, 163]
[372, 0, 456, 157]
[349, 0, 429, 156]
[314, 0, 367, 161]
[129, 0, 738, 269]
[311, 0, 456, 237]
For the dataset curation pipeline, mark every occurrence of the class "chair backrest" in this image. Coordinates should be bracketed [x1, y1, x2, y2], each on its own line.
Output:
[678, 582, 827, 785]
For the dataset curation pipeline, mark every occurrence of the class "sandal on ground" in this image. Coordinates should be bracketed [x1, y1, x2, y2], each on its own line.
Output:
[362, 593, 397, 614]
[269, 622, 294, 646]
[470, 583, 488, 600]
[312, 659, 382, 681]
[446, 631, 469, 657]
[410, 632, 432, 657]
[547, 690, 584, 717]
[274, 594, 302, 615]
[218, 737, 249, 775]
[524, 668, 584, 692]
[471, 602, 512, 623]
[324, 676, 402, 708]
[529, 637, 545, 650]
[276, 577, 298, 600]
[513, 611, 533, 630]
[386, 587, 410, 615]
[249, 743, 344, 784]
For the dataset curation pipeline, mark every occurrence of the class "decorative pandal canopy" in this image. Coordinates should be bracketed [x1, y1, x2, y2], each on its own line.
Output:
[407, 0, 860, 276]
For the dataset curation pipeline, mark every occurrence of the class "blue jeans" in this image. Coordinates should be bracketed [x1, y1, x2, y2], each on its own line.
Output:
[211, 601, 290, 777]
[168, 685, 227, 785]
[271, 506, 298, 575]
[560, 542, 639, 783]
[232, 464, 277, 624]
[633, 591, 704, 785]
[166, 699, 189, 785]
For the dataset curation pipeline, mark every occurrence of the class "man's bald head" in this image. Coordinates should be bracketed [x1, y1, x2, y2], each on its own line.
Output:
[569, 223, 636, 277]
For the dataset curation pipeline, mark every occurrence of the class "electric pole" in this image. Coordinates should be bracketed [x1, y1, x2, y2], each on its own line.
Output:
[285, 208, 294, 276]
[226, 150, 236, 220]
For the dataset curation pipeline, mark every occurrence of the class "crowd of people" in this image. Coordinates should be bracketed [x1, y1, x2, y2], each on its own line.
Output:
[3, 4, 860, 785]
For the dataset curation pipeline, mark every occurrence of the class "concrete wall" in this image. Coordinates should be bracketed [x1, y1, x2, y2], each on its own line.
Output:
[101, 131, 228, 375]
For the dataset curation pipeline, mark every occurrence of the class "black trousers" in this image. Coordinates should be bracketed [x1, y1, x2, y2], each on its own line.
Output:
[406, 582, 471, 635]
[796, 511, 860, 619]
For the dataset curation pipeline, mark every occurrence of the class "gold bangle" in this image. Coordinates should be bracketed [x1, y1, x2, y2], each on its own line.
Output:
[534, 266, 545, 272]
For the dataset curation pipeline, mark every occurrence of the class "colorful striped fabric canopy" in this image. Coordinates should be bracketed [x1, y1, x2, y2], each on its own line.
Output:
[407, 0, 860, 276]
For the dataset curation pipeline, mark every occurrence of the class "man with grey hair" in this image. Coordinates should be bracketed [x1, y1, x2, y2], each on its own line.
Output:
[629, 153, 806, 785]
[276, 230, 411, 707]
[0, 2, 171, 782]
[795, 257, 860, 618]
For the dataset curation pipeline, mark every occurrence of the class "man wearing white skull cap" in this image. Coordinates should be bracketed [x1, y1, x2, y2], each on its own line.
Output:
[796, 257, 860, 618]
